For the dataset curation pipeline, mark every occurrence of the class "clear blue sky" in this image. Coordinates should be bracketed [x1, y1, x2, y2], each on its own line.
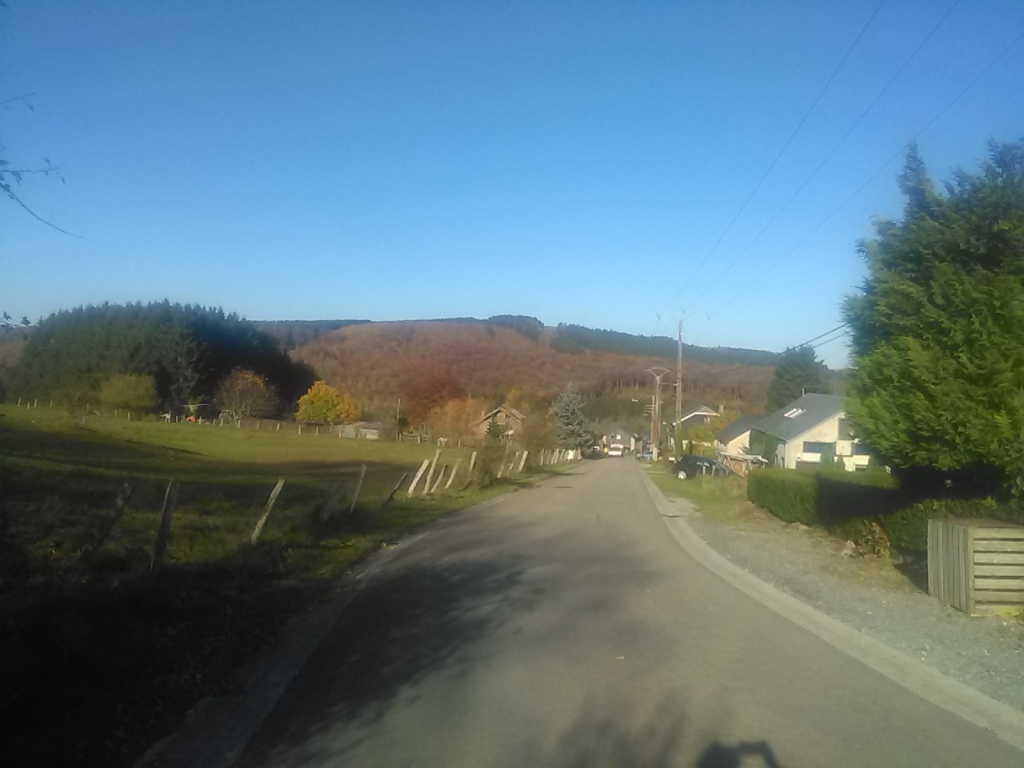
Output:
[3, 1, 1022, 367]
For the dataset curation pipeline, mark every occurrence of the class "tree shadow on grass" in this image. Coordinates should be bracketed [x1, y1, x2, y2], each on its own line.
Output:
[236, 553, 532, 767]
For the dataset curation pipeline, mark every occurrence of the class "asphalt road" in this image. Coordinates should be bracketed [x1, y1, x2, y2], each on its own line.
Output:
[237, 459, 1022, 767]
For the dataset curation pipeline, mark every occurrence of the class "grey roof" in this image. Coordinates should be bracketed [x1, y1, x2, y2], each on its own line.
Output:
[680, 403, 717, 419]
[716, 414, 761, 444]
[750, 393, 845, 442]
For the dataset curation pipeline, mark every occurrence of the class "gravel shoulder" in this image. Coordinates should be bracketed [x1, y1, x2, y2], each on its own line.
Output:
[663, 491, 1024, 713]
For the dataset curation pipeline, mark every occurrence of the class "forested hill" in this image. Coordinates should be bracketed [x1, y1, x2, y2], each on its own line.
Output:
[551, 323, 778, 366]
[253, 319, 371, 350]
[261, 315, 775, 367]
[8, 303, 314, 406]
[293, 318, 777, 417]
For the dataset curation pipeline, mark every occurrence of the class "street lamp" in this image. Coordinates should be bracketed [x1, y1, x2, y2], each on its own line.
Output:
[646, 367, 669, 462]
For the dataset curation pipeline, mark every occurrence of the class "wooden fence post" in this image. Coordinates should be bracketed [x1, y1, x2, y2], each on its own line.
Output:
[348, 465, 367, 513]
[518, 450, 529, 473]
[469, 451, 478, 473]
[92, 482, 133, 550]
[250, 479, 285, 545]
[445, 458, 462, 489]
[319, 467, 365, 522]
[430, 465, 447, 493]
[407, 459, 430, 495]
[150, 480, 180, 569]
[384, 472, 409, 505]
[423, 450, 441, 495]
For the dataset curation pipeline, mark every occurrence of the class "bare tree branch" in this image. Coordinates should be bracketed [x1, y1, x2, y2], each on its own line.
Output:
[3, 184, 83, 238]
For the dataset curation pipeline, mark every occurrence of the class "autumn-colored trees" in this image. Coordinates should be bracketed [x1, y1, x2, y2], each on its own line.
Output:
[293, 320, 775, 418]
[402, 366, 466, 425]
[426, 397, 489, 443]
[687, 410, 740, 457]
[214, 369, 277, 422]
[296, 381, 358, 424]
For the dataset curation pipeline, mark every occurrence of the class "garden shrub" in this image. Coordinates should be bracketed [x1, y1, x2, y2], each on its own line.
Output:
[880, 497, 1021, 553]
[471, 437, 506, 488]
[748, 468, 1024, 555]
[829, 516, 891, 556]
[814, 470, 901, 526]
[746, 469, 818, 525]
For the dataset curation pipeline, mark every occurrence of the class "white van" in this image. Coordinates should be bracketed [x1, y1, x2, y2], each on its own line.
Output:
[608, 443, 624, 457]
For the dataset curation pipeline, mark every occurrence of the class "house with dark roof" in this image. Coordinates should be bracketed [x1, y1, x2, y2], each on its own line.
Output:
[715, 413, 762, 454]
[748, 393, 870, 471]
[471, 405, 526, 439]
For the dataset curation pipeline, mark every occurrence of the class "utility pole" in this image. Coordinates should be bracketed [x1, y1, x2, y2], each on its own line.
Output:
[646, 367, 669, 462]
[675, 320, 683, 427]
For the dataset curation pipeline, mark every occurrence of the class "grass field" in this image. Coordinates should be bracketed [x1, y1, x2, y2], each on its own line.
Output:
[0, 403, 528, 767]
[645, 460, 751, 524]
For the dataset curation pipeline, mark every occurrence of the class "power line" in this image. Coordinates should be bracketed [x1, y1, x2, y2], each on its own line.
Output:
[702, 23, 1024, 322]
[694, 323, 850, 382]
[684, 0, 963, 313]
[657, 0, 888, 322]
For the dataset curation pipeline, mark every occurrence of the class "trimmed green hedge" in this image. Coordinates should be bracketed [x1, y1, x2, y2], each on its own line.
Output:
[746, 469, 818, 525]
[880, 498, 1020, 553]
[747, 468, 1022, 553]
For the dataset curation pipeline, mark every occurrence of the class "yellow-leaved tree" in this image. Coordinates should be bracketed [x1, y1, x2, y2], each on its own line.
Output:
[296, 381, 358, 424]
[687, 409, 740, 457]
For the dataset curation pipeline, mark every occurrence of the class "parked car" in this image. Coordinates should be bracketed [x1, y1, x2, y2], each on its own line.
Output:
[673, 456, 734, 480]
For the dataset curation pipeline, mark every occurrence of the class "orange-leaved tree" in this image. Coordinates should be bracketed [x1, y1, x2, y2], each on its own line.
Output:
[296, 381, 358, 424]
[402, 366, 466, 425]
[214, 369, 278, 422]
[426, 397, 490, 443]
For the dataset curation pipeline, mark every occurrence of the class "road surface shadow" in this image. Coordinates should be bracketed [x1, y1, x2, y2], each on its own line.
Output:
[697, 740, 780, 767]
[552, 693, 781, 767]
[236, 553, 533, 766]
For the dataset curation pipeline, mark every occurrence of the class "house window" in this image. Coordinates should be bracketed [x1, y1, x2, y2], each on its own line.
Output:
[784, 408, 806, 419]
[802, 441, 833, 454]
[838, 418, 852, 440]
[852, 443, 871, 456]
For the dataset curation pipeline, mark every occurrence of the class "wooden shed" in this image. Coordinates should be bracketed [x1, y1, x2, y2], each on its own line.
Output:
[928, 518, 1024, 617]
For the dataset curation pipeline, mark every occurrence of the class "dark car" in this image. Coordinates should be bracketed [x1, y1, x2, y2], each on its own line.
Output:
[673, 456, 734, 480]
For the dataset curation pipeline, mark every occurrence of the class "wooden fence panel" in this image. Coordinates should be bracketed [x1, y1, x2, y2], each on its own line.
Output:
[931, 519, 1024, 616]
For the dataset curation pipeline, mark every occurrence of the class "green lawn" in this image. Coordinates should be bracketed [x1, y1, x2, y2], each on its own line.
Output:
[0, 404, 526, 767]
[645, 460, 751, 524]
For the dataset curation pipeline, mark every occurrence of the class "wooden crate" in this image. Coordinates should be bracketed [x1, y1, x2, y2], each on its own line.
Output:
[928, 519, 1024, 616]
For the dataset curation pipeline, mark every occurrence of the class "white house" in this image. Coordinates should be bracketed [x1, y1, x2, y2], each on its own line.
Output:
[714, 413, 761, 454]
[747, 393, 870, 471]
